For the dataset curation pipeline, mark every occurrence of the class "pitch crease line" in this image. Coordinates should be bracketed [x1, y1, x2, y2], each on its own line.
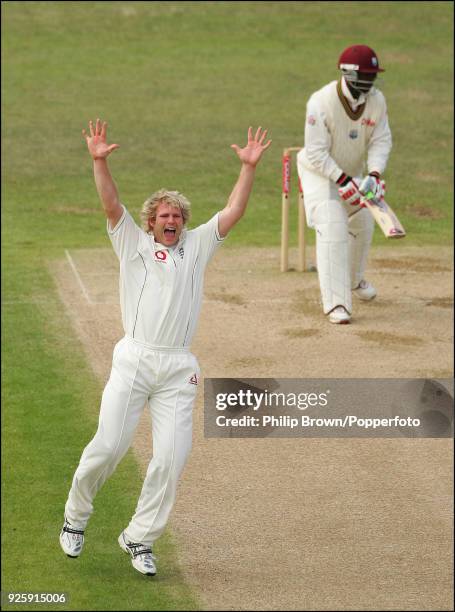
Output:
[65, 249, 93, 305]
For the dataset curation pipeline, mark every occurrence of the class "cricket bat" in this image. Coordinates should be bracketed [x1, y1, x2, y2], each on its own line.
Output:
[358, 176, 406, 239]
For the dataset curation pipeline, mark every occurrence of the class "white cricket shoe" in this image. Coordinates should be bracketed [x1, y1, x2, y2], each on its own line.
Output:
[118, 531, 157, 576]
[328, 306, 351, 324]
[353, 280, 377, 301]
[59, 517, 85, 558]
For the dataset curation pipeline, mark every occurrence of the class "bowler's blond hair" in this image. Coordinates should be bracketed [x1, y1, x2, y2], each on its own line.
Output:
[140, 189, 191, 233]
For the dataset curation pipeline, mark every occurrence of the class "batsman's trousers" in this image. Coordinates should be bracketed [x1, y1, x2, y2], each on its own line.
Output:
[297, 160, 374, 314]
[64, 335, 199, 545]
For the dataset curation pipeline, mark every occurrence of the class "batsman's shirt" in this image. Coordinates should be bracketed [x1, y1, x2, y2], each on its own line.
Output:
[299, 79, 392, 181]
[108, 206, 224, 348]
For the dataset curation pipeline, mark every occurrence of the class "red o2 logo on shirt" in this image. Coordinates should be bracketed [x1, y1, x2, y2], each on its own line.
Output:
[155, 250, 167, 262]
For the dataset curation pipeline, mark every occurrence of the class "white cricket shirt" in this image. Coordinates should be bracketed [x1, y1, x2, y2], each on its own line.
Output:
[299, 78, 392, 181]
[108, 206, 224, 348]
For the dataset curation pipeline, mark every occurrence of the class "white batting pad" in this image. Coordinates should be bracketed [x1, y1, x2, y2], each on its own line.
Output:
[348, 207, 374, 288]
[297, 156, 340, 229]
[314, 200, 352, 314]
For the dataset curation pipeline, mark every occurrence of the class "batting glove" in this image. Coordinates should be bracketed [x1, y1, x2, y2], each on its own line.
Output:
[337, 173, 361, 206]
[368, 172, 386, 200]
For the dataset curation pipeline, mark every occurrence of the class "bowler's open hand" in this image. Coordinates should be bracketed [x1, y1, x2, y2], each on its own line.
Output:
[231, 127, 272, 167]
[82, 118, 120, 160]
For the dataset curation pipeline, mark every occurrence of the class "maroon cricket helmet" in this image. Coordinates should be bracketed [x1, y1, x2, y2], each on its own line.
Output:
[338, 45, 385, 73]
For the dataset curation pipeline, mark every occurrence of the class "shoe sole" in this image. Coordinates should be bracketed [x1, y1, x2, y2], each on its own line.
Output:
[354, 296, 376, 301]
[353, 290, 377, 301]
[136, 568, 156, 576]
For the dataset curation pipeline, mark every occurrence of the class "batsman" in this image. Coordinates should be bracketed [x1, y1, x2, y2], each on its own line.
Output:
[59, 120, 271, 575]
[297, 45, 392, 324]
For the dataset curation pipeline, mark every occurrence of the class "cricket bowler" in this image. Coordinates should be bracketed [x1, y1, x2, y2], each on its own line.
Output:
[59, 120, 271, 575]
[297, 44, 392, 324]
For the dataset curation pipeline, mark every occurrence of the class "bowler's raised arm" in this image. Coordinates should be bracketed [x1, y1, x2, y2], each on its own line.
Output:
[218, 126, 272, 238]
[83, 118, 123, 229]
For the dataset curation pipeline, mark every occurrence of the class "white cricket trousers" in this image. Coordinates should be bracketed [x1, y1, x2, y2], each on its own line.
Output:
[297, 158, 374, 314]
[64, 336, 199, 546]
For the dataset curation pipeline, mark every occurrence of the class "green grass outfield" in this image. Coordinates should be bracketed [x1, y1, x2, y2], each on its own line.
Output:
[2, 2, 453, 610]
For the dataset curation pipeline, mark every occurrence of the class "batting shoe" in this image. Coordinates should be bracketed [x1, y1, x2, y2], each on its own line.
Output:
[353, 280, 377, 301]
[118, 531, 157, 576]
[328, 306, 351, 324]
[59, 517, 85, 558]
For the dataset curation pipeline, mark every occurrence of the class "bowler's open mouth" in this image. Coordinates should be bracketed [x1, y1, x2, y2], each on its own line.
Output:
[164, 228, 176, 237]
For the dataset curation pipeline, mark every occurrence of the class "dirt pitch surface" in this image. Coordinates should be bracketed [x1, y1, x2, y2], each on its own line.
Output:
[52, 245, 453, 611]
